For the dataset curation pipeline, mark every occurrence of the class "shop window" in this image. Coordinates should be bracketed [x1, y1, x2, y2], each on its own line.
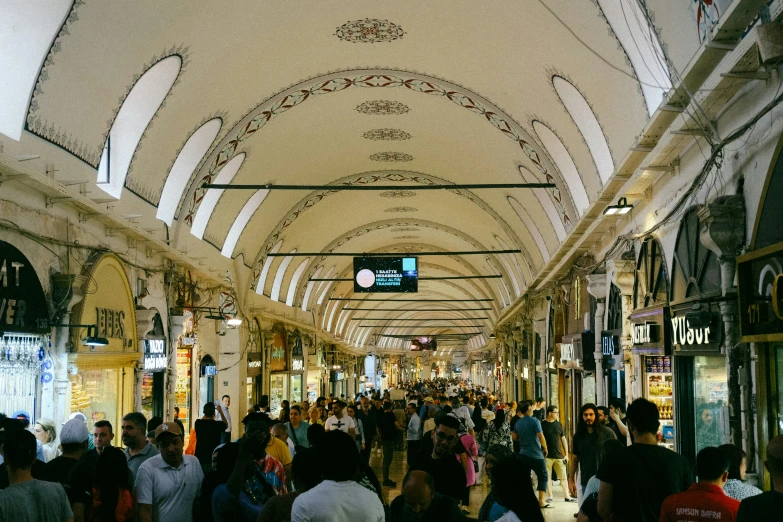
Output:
[270, 250, 297, 302]
[552, 76, 614, 184]
[633, 237, 669, 309]
[221, 188, 270, 258]
[97, 56, 182, 199]
[595, 0, 671, 115]
[693, 356, 730, 453]
[190, 153, 245, 239]
[300, 266, 323, 311]
[532, 121, 590, 216]
[670, 208, 721, 303]
[286, 258, 311, 306]
[70, 369, 120, 433]
[254, 241, 283, 294]
[157, 118, 222, 225]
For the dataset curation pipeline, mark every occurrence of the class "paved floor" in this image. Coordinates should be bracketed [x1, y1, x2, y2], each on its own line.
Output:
[368, 445, 578, 521]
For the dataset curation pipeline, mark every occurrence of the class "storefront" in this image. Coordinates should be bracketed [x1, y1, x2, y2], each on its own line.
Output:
[175, 319, 195, 434]
[602, 283, 626, 404]
[140, 312, 166, 421]
[631, 237, 673, 449]
[266, 323, 305, 414]
[555, 334, 591, 438]
[669, 207, 728, 465]
[0, 240, 52, 421]
[246, 318, 262, 413]
[68, 254, 138, 433]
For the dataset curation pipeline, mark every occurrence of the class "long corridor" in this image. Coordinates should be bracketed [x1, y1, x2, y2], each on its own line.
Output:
[369, 443, 578, 521]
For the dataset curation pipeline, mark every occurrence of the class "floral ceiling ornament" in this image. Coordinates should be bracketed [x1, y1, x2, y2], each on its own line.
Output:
[370, 152, 413, 162]
[335, 19, 405, 44]
[363, 128, 412, 141]
[390, 227, 420, 232]
[385, 206, 418, 213]
[355, 100, 410, 116]
[379, 190, 416, 198]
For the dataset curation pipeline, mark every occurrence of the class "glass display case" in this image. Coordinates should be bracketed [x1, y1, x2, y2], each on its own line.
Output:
[645, 356, 673, 449]
[175, 346, 192, 434]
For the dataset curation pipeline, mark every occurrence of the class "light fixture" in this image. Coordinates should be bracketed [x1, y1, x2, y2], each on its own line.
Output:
[603, 197, 633, 215]
[489, 333, 496, 339]
[52, 323, 109, 346]
[226, 317, 242, 326]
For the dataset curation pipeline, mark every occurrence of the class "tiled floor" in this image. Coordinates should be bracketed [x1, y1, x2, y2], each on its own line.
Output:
[369, 446, 579, 521]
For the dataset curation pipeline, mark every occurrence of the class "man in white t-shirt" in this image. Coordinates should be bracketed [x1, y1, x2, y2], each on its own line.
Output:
[292, 431, 384, 522]
[136, 422, 204, 522]
[324, 400, 356, 438]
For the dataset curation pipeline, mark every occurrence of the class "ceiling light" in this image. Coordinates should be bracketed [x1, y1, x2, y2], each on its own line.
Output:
[603, 197, 633, 216]
[489, 333, 496, 339]
[226, 317, 242, 326]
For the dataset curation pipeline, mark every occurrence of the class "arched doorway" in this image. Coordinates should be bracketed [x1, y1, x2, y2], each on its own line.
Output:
[199, 354, 216, 409]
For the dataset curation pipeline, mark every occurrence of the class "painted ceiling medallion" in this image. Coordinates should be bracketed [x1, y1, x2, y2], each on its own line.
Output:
[355, 100, 410, 116]
[379, 190, 416, 198]
[385, 206, 418, 213]
[370, 152, 413, 162]
[363, 128, 412, 141]
[335, 19, 405, 43]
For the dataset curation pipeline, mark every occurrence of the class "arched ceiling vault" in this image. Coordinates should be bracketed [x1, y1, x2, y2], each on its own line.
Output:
[2, 0, 714, 354]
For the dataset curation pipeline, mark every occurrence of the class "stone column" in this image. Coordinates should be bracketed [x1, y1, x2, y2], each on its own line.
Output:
[608, 259, 636, 400]
[586, 274, 608, 406]
[699, 195, 747, 452]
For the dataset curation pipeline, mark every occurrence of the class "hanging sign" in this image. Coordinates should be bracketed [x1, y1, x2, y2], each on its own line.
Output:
[738, 242, 783, 341]
[354, 257, 418, 293]
[0, 241, 50, 334]
[630, 307, 670, 355]
[143, 339, 167, 371]
[601, 332, 620, 356]
[632, 323, 660, 344]
[292, 358, 304, 371]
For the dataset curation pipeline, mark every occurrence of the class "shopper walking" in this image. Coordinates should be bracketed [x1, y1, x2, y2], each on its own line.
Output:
[511, 402, 551, 509]
[718, 444, 763, 501]
[195, 402, 227, 475]
[378, 401, 404, 487]
[356, 396, 377, 465]
[736, 433, 783, 521]
[542, 405, 575, 503]
[405, 402, 422, 468]
[596, 398, 693, 522]
[568, 403, 616, 499]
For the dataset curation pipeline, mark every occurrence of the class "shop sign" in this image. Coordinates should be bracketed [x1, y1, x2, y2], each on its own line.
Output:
[632, 323, 660, 344]
[601, 332, 620, 356]
[737, 241, 783, 341]
[181, 336, 195, 346]
[670, 315, 715, 346]
[143, 339, 167, 372]
[248, 360, 262, 368]
[95, 308, 126, 338]
[560, 343, 576, 363]
[292, 358, 304, 371]
[0, 241, 50, 334]
[203, 365, 217, 376]
[269, 324, 288, 372]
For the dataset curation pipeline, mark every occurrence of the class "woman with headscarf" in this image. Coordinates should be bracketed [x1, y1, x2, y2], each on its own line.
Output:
[478, 444, 516, 522]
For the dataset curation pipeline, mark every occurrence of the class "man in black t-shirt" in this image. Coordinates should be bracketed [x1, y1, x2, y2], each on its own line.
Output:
[378, 401, 404, 487]
[194, 402, 227, 475]
[737, 433, 783, 521]
[596, 398, 693, 522]
[541, 405, 575, 503]
[569, 403, 616, 497]
[532, 397, 546, 421]
[412, 414, 467, 504]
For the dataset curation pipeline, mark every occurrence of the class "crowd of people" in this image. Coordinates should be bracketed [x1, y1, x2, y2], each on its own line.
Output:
[0, 379, 781, 521]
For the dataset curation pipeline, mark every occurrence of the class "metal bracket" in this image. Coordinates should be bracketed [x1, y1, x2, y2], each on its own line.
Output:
[0, 174, 26, 186]
[45, 196, 73, 208]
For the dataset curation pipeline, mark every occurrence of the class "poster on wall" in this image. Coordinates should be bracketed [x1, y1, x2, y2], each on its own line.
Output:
[269, 324, 288, 372]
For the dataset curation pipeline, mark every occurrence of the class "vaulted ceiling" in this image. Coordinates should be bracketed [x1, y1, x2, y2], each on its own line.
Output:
[0, 0, 723, 351]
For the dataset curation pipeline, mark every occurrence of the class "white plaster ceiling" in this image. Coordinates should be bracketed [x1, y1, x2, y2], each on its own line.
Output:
[0, 0, 721, 349]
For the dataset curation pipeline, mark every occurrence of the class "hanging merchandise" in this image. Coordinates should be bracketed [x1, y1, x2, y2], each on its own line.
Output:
[0, 334, 47, 416]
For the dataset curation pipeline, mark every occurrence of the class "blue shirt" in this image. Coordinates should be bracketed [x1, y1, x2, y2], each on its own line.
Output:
[514, 415, 544, 459]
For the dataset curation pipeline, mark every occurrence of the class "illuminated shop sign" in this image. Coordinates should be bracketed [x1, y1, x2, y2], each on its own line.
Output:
[632, 323, 660, 345]
[0, 241, 50, 334]
[737, 242, 783, 341]
[144, 339, 167, 372]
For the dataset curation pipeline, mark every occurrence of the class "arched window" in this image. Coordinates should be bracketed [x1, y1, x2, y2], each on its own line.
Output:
[596, 0, 671, 115]
[190, 152, 245, 239]
[633, 237, 669, 309]
[254, 241, 283, 294]
[97, 56, 181, 199]
[158, 118, 222, 225]
[670, 208, 720, 303]
[532, 121, 590, 215]
[286, 258, 311, 307]
[607, 283, 623, 331]
[270, 250, 297, 302]
[300, 266, 323, 312]
[553, 77, 614, 185]
[221, 188, 270, 258]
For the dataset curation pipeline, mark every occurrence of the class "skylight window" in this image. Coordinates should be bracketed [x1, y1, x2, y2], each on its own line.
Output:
[508, 196, 551, 263]
[518, 165, 567, 241]
[532, 121, 590, 216]
[158, 118, 222, 225]
[270, 250, 297, 302]
[255, 241, 283, 294]
[190, 152, 245, 239]
[221, 188, 270, 258]
[300, 266, 323, 311]
[553, 77, 614, 185]
[97, 55, 181, 199]
[286, 258, 311, 306]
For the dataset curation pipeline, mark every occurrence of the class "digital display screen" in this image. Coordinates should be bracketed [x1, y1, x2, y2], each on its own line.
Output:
[353, 257, 418, 293]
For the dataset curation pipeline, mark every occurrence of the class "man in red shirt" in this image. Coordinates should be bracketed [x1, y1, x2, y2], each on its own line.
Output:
[660, 446, 740, 522]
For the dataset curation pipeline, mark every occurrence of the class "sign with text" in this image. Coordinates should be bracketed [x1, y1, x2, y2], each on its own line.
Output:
[738, 241, 783, 341]
[630, 307, 670, 355]
[0, 241, 50, 334]
[353, 257, 418, 293]
[601, 332, 620, 356]
[143, 339, 167, 372]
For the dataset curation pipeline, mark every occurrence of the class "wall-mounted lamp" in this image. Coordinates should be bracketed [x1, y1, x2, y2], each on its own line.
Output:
[51, 323, 109, 346]
[603, 197, 633, 215]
